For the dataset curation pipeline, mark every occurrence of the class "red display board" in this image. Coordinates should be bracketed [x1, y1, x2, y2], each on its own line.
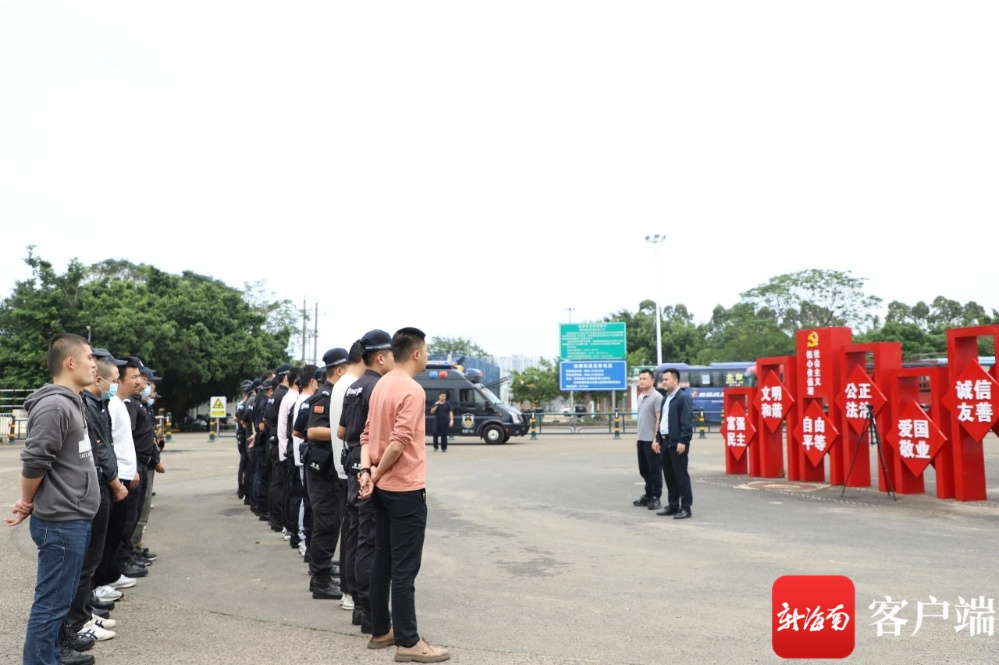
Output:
[722, 388, 757, 475]
[945, 325, 999, 501]
[754, 357, 797, 479]
[794, 328, 853, 483]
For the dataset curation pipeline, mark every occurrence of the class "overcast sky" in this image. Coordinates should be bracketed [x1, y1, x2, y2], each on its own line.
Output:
[1, 2, 996, 361]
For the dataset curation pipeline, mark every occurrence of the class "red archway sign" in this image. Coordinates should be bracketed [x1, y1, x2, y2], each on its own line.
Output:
[884, 400, 948, 477]
[941, 362, 999, 442]
[721, 401, 756, 462]
[793, 401, 840, 468]
[835, 365, 887, 434]
[756, 370, 794, 432]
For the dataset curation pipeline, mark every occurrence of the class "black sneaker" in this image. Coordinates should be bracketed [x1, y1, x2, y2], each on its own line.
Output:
[360, 610, 373, 634]
[632, 495, 650, 507]
[139, 548, 158, 561]
[312, 576, 343, 600]
[61, 626, 95, 653]
[646, 498, 662, 511]
[352, 606, 363, 626]
[59, 646, 95, 665]
[121, 563, 148, 578]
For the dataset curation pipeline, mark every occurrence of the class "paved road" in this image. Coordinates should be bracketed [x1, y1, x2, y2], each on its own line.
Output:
[2, 432, 998, 664]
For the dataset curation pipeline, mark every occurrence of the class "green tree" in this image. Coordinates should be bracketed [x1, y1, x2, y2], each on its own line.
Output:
[0, 250, 294, 417]
[605, 300, 702, 367]
[696, 303, 795, 363]
[510, 358, 561, 406]
[427, 335, 493, 361]
[740, 269, 882, 334]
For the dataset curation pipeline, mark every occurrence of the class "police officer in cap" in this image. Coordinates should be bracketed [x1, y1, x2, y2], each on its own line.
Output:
[304, 349, 350, 599]
[264, 364, 295, 531]
[251, 373, 275, 520]
[240, 378, 261, 509]
[235, 380, 254, 503]
[338, 329, 394, 632]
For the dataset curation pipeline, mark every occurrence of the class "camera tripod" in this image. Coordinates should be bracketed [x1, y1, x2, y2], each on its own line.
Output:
[841, 403, 896, 501]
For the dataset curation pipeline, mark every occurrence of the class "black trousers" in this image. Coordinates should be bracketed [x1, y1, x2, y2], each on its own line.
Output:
[344, 473, 376, 608]
[66, 484, 111, 631]
[432, 421, 449, 451]
[661, 444, 693, 510]
[285, 462, 304, 536]
[120, 468, 147, 562]
[267, 445, 284, 526]
[370, 487, 428, 648]
[254, 442, 271, 515]
[637, 440, 663, 499]
[237, 440, 248, 495]
[93, 494, 127, 588]
[306, 466, 343, 579]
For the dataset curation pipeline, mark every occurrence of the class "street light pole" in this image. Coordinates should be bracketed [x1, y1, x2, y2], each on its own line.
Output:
[566, 307, 575, 323]
[644, 234, 665, 366]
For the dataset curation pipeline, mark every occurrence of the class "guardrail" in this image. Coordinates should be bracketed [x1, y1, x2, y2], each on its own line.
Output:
[524, 410, 723, 436]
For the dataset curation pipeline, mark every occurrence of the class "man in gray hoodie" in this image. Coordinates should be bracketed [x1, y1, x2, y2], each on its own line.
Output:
[6, 333, 101, 665]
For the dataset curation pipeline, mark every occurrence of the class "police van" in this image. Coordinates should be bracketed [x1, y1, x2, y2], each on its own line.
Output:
[416, 362, 529, 444]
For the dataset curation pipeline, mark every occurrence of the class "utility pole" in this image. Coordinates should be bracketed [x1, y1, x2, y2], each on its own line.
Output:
[312, 302, 319, 365]
[301, 298, 308, 365]
[566, 307, 575, 323]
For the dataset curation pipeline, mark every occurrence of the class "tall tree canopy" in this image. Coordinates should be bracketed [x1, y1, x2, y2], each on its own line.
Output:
[740, 269, 883, 334]
[427, 335, 493, 361]
[0, 249, 294, 416]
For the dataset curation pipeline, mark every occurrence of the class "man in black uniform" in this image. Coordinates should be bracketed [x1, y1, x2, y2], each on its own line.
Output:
[120, 357, 162, 574]
[251, 373, 275, 521]
[264, 364, 294, 532]
[305, 349, 350, 599]
[240, 379, 260, 509]
[234, 380, 253, 503]
[338, 330, 394, 632]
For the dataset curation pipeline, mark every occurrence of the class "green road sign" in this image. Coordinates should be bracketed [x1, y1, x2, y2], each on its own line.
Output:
[560, 322, 627, 360]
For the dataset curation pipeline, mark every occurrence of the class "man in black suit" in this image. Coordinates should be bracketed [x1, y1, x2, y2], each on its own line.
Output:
[653, 368, 694, 519]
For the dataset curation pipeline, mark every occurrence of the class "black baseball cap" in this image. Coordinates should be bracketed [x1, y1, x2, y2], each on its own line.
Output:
[139, 366, 163, 381]
[275, 363, 294, 376]
[92, 348, 128, 367]
[359, 329, 392, 352]
[322, 348, 349, 368]
[251, 378, 262, 390]
[261, 378, 274, 390]
[314, 367, 326, 382]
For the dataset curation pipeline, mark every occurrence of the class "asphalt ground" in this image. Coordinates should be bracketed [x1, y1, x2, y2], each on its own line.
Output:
[2, 432, 998, 665]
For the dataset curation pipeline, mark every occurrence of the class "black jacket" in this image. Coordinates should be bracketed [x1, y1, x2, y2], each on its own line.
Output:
[656, 389, 694, 447]
[83, 390, 119, 486]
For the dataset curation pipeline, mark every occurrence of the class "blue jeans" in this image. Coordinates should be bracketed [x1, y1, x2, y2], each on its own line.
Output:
[24, 516, 91, 665]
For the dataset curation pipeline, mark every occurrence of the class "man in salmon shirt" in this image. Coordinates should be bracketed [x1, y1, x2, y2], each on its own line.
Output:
[359, 327, 450, 663]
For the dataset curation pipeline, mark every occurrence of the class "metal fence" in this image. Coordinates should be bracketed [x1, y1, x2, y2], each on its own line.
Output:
[524, 410, 720, 436]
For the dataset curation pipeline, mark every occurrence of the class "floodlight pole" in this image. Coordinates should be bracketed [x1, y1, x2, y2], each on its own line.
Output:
[644, 234, 666, 365]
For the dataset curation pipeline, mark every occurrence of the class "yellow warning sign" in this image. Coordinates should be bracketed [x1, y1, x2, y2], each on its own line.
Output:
[210, 396, 227, 419]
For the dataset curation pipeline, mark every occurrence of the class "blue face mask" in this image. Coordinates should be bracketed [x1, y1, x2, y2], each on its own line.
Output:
[141, 384, 152, 398]
[145, 397, 155, 406]
[101, 381, 118, 401]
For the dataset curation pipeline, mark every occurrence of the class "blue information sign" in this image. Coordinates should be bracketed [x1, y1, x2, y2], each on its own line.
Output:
[560, 361, 628, 391]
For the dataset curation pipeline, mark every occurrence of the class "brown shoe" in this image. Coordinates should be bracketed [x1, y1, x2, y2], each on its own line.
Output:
[368, 629, 394, 650]
[394, 638, 450, 662]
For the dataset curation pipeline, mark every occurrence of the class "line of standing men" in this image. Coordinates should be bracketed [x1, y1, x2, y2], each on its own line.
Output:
[233, 327, 449, 662]
[8, 334, 166, 665]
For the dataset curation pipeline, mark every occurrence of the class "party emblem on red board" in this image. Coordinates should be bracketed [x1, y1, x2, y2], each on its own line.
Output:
[721, 401, 756, 461]
[884, 400, 947, 477]
[794, 401, 839, 467]
[755, 371, 795, 433]
[835, 366, 887, 434]
[942, 363, 999, 442]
